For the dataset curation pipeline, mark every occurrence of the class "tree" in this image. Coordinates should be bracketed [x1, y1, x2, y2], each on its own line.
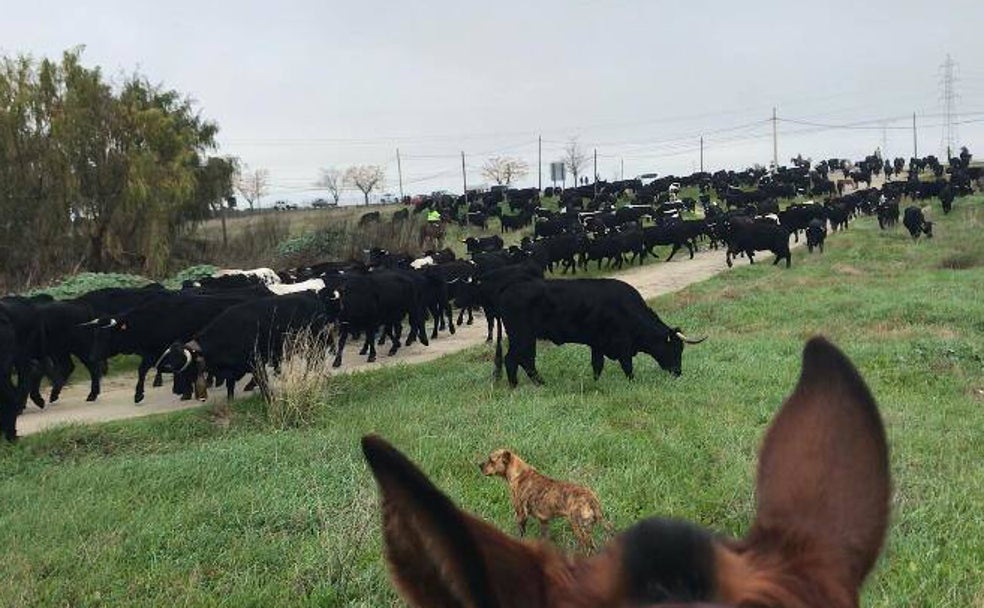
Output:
[0, 48, 223, 281]
[481, 156, 529, 186]
[344, 165, 385, 206]
[563, 138, 588, 186]
[194, 156, 238, 247]
[315, 167, 344, 205]
[234, 165, 269, 212]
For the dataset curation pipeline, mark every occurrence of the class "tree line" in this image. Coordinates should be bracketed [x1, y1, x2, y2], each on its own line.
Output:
[0, 48, 235, 290]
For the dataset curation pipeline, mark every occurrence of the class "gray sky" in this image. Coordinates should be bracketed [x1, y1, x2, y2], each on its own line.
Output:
[5, 0, 984, 204]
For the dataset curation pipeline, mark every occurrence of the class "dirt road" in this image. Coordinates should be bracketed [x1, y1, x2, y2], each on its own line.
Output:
[16, 245, 749, 436]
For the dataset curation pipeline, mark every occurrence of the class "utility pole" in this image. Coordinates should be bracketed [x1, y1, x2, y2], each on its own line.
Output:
[699, 135, 704, 173]
[939, 54, 959, 159]
[912, 112, 918, 159]
[461, 151, 467, 203]
[538, 135, 542, 192]
[772, 107, 778, 170]
[620, 157, 624, 180]
[593, 148, 598, 196]
[396, 148, 404, 200]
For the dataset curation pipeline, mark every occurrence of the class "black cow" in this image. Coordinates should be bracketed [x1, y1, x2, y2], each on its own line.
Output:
[157, 293, 329, 401]
[876, 200, 900, 229]
[392, 208, 410, 222]
[326, 271, 430, 367]
[903, 206, 933, 239]
[806, 218, 827, 254]
[723, 219, 792, 268]
[359, 211, 381, 226]
[500, 210, 532, 233]
[495, 278, 705, 386]
[642, 222, 694, 261]
[91, 292, 261, 403]
[0, 307, 28, 440]
[463, 235, 504, 254]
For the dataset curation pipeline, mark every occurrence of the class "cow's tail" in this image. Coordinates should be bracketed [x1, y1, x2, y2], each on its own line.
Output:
[493, 317, 503, 380]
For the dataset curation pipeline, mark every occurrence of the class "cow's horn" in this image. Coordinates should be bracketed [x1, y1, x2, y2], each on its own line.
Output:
[78, 318, 101, 327]
[103, 318, 118, 328]
[177, 348, 193, 373]
[675, 331, 707, 345]
[330, 289, 341, 301]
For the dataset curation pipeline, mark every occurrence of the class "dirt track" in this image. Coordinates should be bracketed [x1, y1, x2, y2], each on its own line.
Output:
[16, 244, 765, 436]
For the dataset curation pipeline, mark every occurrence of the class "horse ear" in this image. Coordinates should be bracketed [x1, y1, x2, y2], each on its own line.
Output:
[362, 436, 550, 608]
[743, 337, 889, 599]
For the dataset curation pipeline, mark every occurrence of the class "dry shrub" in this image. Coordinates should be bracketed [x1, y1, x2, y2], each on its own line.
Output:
[254, 327, 336, 429]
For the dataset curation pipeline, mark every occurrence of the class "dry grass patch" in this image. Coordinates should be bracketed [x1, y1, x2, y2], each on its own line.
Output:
[255, 328, 337, 429]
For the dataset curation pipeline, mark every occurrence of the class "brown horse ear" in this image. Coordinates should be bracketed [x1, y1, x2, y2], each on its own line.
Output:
[744, 337, 889, 597]
[362, 436, 550, 608]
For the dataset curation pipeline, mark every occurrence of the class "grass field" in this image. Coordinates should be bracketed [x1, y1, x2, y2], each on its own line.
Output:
[2, 198, 983, 607]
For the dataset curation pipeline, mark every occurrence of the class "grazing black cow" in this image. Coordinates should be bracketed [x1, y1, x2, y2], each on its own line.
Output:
[495, 278, 705, 386]
[463, 235, 504, 254]
[90, 292, 262, 403]
[359, 211, 381, 226]
[806, 218, 827, 254]
[326, 271, 430, 367]
[723, 219, 792, 268]
[157, 293, 329, 401]
[391, 208, 410, 222]
[526, 234, 582, 274]
[903, 206, 933, 239]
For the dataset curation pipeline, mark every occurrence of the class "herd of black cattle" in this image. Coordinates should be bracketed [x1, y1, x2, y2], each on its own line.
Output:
[0, 149, 979, 441]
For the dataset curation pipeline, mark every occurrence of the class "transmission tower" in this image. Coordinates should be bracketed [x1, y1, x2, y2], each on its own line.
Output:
[939, 54, 959, 159]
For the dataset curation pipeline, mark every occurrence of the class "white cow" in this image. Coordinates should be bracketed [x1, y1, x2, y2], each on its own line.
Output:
[214, 267, 281, 285]
[266, 278, 326, 296]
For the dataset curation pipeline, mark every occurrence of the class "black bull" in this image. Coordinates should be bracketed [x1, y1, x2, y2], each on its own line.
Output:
[493, 278, 705, 386]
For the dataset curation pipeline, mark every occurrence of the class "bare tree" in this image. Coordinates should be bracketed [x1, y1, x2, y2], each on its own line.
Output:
[563, 138, 588, 186]
[235, 165, 270, 212]
[481, 156, 529, 186]
[315, 167, 344, 205]
[344, 165, 386, 205]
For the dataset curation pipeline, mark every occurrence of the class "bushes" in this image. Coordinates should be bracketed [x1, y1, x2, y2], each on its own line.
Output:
[31, 272, 152, 299]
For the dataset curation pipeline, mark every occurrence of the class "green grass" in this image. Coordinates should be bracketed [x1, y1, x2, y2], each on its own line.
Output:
[2, 198, 984, 606]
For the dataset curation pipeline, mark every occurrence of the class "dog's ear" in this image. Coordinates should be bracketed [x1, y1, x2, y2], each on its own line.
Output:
[362, 436, 550, 608]
[738, 337, 889, 603]
[501, 450, 512, 465]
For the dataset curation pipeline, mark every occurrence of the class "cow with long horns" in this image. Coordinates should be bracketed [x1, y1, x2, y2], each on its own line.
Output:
[494, 278, 705, 386]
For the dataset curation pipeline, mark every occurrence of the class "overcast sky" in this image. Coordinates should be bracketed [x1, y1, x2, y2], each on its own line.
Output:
[4, 0, 983, 204]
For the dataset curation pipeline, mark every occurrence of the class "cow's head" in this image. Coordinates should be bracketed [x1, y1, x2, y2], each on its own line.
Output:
[83, 316, 127, 361]
[362, 337, 889, 607]
[156, 341, 208, 401]
[644, 327, 705, 377]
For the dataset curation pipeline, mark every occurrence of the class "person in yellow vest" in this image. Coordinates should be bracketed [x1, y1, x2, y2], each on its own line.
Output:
[427, 209, 441, 223]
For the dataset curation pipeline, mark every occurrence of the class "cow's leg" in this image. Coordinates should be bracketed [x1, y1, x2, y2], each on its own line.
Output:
[332, 327, 349, 368]
[591, 348, 605, 380]
[666, 244, 680, 262]
[387, 324, 400, 357]
[445, 303, 455, 335]
[77, 358, 102, 402]
[467, 306, 474, 325]
[134, 356, 156, 403]
[619, 356, 634, 380]
[456, 307, 465, 326]
[152, 369, 163, 388]
[48, 355, 74, 403]
[686, 241, 695, 259]
[430, 304, 440, 339]
[226, 378, 235, 401]
[494, 318, 505, 381]
[368, 327, 380, 362]
[359, 332, 371, 355]
[747, 250, 756, 265]
[244, 377, 257, 392]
